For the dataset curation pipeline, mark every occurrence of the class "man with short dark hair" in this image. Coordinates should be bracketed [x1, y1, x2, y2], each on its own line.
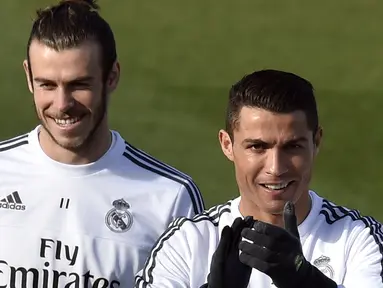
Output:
[0, 0, 204, 287]
[135, 69, 383, 288]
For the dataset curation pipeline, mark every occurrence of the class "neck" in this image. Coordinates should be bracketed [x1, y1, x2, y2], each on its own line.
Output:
[39, 122, 112, 165]
[239, 192, 311, 227]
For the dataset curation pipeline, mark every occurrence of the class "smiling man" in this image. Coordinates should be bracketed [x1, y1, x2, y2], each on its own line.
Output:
[0, 0, 204, 287]
[135, 69, 383, 288]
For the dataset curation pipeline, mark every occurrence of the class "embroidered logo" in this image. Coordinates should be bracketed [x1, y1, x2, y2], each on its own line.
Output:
[105, 198, 133, 233]
[313, 255, 334, 279]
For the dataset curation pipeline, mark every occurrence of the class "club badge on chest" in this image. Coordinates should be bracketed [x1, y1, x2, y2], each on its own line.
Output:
[105, 198, 134, 233]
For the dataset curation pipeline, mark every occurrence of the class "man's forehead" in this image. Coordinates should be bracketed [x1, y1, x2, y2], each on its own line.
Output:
[28, 40, 102, 80]
[237, 107, 309, 128]
[29, 40, 101, 63]
[234, 107, 311, 139]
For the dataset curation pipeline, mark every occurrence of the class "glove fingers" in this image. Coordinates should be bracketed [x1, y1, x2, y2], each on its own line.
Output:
[252, 221, 290, 240]
[218, 226, 232, 252]
[231, 216, 254, 236]
[231, 217, 246, 231]
[283, 201, 300, 238]
[239, 251, 278, 274]
[231, 218, 246, 244]
[238, 241, 282, 263]
[212, 226, 232, 268]
[230, 217, 253, 250]
[241, 228, 292, 252]
[241, 228, 271, 247]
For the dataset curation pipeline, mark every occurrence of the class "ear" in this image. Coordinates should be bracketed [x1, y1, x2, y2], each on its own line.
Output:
[313, 126, 323, 156]
[23, 60, 33, 94]
[219, 129, 234, 162]
[105, 61, 120, 94]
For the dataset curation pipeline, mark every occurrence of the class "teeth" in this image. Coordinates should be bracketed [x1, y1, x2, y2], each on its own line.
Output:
[263, 183, 289, 190]
[54, 117, 80, 126]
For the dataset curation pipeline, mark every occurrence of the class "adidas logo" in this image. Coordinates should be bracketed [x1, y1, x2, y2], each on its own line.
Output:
[0, 191, 26, 211]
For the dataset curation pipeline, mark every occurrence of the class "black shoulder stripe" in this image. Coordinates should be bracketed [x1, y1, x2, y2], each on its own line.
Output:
[320, 202, 358, 223]
[0, 134, 28, 146]
[135, 201, 232, 287]
[123, 143, 205, 215]
[125, 141, 196, 182]
[320, 199, 383, 282]
[124, 141, 205, 212]
[0, 134, 28, 153]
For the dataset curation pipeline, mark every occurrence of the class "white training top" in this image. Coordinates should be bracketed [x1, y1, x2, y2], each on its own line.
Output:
[0, 125, 205, 288]
[135, 190, 383, 288]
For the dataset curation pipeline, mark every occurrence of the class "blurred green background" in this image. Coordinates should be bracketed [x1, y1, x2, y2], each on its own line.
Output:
[0, 1, 382, 220]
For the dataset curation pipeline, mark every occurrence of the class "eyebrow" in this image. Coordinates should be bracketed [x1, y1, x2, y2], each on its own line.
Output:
[242, 137, 308, 145]
[33, 76, 94, 83]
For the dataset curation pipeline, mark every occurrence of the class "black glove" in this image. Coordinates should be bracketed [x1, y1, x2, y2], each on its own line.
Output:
[200, 216, 254, 288]
[238, 202, 337, 288]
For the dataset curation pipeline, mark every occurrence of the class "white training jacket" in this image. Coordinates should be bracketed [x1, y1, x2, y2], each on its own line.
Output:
[135, 190, 383, 288]
[0, 125, 205, 288]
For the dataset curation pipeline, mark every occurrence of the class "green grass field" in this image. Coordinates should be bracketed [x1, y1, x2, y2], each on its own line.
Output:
[1, 0, 382, 220]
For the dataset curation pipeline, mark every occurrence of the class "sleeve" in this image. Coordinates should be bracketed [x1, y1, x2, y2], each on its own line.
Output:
[172, 179, 205, 219]
[134, 218, 193, 288]
[342, 218, 383, 287]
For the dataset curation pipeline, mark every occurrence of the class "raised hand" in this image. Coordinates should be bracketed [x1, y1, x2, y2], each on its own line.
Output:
[239, 202, 337, 288]
[200, 216, 254, 288]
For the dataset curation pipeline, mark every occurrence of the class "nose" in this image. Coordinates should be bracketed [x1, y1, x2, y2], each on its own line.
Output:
[265, 148, 288, 177]
[54, 87, 75, 112]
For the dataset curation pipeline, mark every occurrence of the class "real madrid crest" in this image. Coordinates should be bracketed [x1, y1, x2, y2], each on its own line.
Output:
[105, 198, 133, 233]
[313, 255, 334, 279]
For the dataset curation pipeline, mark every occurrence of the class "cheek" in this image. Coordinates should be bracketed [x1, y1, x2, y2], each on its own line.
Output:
[33, 91, 51, 111]
[74, 91, 102, 110]
[291, 152, 314, 177]
[233, 149, 262, 180]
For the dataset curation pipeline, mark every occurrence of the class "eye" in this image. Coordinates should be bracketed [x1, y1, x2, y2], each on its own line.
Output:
[286, 143, 303, 150]
[39, 83, 56, 90]
[249, 143, 268, 153]
[70, 82, 91, 91]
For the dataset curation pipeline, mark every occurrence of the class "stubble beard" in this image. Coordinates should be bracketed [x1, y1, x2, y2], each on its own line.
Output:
[35, 89, 107, 153]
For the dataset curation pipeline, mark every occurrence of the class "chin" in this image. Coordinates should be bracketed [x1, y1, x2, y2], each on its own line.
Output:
[266, 205, 285, 215]
[43, 126, 88, 148]
[257, 198, 288, 214]
[52, 134, 89, 150]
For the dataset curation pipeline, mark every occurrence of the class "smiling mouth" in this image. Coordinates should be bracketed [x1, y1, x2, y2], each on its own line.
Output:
[51, 116, 85, 127]
[260, 181, 294, 191]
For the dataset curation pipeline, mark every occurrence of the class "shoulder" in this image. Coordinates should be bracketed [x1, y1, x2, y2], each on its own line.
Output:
[319, 197, 380, 229]
[146, 201, 232, 256]
[121, 140, 195, 184]
[0, 132, 35, 179]
[119, 139, 205, 213]
[136, 201, 232, 287]
[0, 133, 29, 154]
[144, 200, 232, 263]
[166, 200, 233, 235]
[149, 200, 232, 248]
[319, 196, 382, 246]
[0, 133, 30, 163]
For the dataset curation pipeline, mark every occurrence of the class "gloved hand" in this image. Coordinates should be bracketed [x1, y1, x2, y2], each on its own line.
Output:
[200, 216, 254, 288]
[238, 201, 338, 288]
